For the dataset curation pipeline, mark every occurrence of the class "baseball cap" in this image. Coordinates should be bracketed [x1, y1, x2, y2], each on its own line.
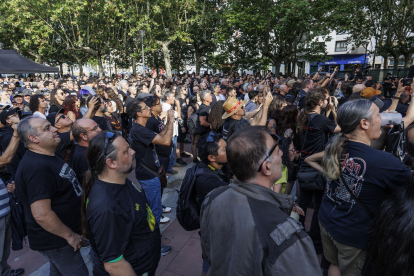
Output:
[22, 90, 31, 96]
[46, 108, 64, 127]
[41, 88, 51, 95]
[361, 87, 382, 99]
[287, 80, 296, 87]
[0, 108, 18, 125]
[13, 90, 22, 97]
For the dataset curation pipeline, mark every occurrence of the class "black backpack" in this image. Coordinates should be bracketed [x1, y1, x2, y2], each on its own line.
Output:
[176, 163, 207, 231]
[187, 110, 204, 136]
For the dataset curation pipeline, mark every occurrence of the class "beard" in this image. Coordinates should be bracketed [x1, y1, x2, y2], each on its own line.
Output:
[117, 160, 136, 175]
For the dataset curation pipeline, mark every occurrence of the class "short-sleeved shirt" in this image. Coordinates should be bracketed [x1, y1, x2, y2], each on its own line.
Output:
[222, 117, 237, 141]
[197, 103, 211, 134]
[300, 114, 337, 165]
[86, 178, 161, 276]
[245, 100, 258, 112]
[146, 116, 172, 157]
[195, 163, 230, 207]
[319, 141, 411, 249]
[55, 131, 73, 161]
[130, 123, 158, 181]
[15, 150, 83, 251]
[69, 145, 89, 181]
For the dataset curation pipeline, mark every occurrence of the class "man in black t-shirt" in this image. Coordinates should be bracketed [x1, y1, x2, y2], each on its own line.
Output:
[85, 132, 161, 276]
[298, 88, 340, 254]
[222, 97, 248, 141]
[383, 73, 392, 98]
[87, 96, 112, 131]
[198, 90, 212, 135]
[69, 118, 102, 180]
[129, 99, 175, 255]
[15, 116, 87, 275]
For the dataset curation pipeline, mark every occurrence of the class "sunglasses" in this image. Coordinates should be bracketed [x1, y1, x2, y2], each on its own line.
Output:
[257, 133, 282, 172]
[103, 132, 116, 160]
[55, 114, 66, 124]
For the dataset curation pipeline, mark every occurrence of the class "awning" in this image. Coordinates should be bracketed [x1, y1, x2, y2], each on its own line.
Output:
[0, 50, 59, 74]
[312, 55, 369, 66]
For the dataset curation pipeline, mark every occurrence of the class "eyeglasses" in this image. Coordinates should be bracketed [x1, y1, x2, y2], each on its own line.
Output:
[141, 105, 150, 111]
[257, 133, 282, 172]
[86, 125, 101, 133]
[288, 148, 296, 154]
[103, 132, 116, 160]
[55, 114, 66, 124]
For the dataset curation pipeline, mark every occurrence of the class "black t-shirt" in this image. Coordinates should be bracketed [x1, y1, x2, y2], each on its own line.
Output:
[383, 77, 391, 89]
[15, 150, 83, 251]
[145, 116, 172, 157]
[93, 116, 112, 131]
[0, 126, 27, 176]
[49, 105, 59, 113]
[69, 145, 89, 181]
[195, 163, 230, 207]
[178, 98, 188, 119]
[380, 98, 408, 116]
[300, 114, 337, 165]
[130, 123, 158, 180]
[55, 131, 73, 161]
[86, 178, 161, 276]
[222, 117, 237, 141]
[319, 141, 411, 249]
[198, 103, 211, 134]
[298, 96, 306, 110]
[125, 96, 136, 109]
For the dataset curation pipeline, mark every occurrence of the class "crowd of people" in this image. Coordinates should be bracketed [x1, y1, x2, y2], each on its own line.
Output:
[0, 65, 412, 276]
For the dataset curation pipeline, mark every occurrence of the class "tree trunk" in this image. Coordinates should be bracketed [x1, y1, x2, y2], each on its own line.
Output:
[97, 53, 104, 76]
[392, 55, 398, 69]
[160, 42, 172, 77]
[273, 61, 281, 77]
[59, 63, 63, 75]
[195, 49, 201, 75]
[383, 56, 388, 69]
[78, 63, 83, 77]
[404, 54, 412, 68]
[132, 57, 137, 75]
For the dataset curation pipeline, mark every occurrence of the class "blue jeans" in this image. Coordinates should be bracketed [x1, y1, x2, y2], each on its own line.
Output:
[39, 243, 88, 276]
[139, 177, 162, 224]
[202, 258, 210, 274]
[168, 136, 178, 171]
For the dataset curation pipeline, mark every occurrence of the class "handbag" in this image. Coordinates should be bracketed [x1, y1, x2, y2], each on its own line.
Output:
[385, 122, 405, 161]
[297, 113, 325, 191]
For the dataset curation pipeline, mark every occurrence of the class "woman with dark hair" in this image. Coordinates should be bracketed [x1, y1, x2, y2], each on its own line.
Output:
[49, 88, 65, 113]
[104, 100, 122, 131]
[187, 94, 200, 163]
[62, 95, 82, 122]
[273, 137, 300, 195]
[368, 173, 414, 276]
[208, 100, 225, 134]
[267, 95, 288, 134]
[276, 104, 300, 150]
[80, 94, 89, 116]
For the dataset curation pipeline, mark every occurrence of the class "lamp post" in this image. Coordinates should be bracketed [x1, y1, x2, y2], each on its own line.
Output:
[139, 30, 145, 74]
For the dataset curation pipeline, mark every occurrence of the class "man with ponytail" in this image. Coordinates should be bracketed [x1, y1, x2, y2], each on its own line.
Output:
[297, 87, 341, 254]
[318, 99, 411, 276]
[15, 116, 88, 275]
[83, 131, 161, 276]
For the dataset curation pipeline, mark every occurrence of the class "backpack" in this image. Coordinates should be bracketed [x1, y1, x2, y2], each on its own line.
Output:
[176, 163, 206, 231]
[187, 110, 204, 136]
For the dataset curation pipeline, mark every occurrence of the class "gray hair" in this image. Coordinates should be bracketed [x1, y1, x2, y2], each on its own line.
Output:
[200, 90, 211, 102]
[17, 116, 39, 147]
[118, 80, 128, 91]
[163, 91, 174, 101]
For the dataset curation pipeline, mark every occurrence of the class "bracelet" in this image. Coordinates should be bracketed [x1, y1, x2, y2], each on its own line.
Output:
[393, 96, 400, 99]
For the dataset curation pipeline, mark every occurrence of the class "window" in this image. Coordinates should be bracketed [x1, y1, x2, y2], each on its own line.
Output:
[335, 41, 347, 52]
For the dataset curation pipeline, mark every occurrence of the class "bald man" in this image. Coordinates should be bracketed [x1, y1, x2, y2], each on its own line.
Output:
[352, 84, 366, 94]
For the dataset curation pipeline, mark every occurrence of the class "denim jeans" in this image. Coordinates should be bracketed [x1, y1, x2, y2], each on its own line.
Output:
[139, 177, 162, 224]
[168, 136, 178, 171]
[39, 243, 88, 276]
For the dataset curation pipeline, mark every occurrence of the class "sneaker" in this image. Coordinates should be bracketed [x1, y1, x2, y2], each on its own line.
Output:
[10, 269, 24, 276]
[176, 158, 188, 166]
[162, 205, 172, 213]
[181, 152, 191, 158]
[161, 245, 171, 256]
[173, 162, 184, 168]
[160, 216, 170, 224]
[167, 170, 178, 174]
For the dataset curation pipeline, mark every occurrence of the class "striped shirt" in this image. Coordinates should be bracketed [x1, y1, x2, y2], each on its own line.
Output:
[0, 179, 10, 218]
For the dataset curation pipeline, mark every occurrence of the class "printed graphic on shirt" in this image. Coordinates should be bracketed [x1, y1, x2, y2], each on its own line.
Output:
[59, 163, 83, 196]
[135, 203, 139, 211]
[146, 203, 156, 232]
[131, 182, 141, 192]
[325, 154, 366, 211]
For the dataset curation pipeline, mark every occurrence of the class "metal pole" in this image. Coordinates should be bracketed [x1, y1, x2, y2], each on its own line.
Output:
[141, 36, 145, 75]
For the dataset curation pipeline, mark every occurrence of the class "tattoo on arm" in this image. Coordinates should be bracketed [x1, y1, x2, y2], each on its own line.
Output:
[270, 123, 276, 130]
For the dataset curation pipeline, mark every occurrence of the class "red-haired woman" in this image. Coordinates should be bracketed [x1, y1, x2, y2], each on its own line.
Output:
[62, 95, 82, 122]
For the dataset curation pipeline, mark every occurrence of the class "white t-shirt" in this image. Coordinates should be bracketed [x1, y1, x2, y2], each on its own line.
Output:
[161, 102, 178, 137]
[33, 111, 46, 119]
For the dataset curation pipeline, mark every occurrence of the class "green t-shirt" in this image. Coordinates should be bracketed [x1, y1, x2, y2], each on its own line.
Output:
[275, 164, 288, 194]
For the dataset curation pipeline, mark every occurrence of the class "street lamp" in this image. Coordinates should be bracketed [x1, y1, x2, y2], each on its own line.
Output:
[139, 30, 145, 74]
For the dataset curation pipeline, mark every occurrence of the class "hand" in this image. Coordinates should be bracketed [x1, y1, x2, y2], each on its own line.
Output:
[284, 128, 293, 138]
[376, 83, 382, 90]
[292, 205, 305, 216]
[66, 231, 84, 251]
[6, 181, 15, 193]
[167, 109, 175, 122]
[318, 67, 323, 72]
[264, 92, 273, 107]
[87, 96, 98, 109]
[396, 78, 405, 96]
[11, 122, 18, 131]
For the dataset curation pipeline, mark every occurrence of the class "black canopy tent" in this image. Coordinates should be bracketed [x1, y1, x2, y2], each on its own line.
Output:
[0, 50, 59, 74]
